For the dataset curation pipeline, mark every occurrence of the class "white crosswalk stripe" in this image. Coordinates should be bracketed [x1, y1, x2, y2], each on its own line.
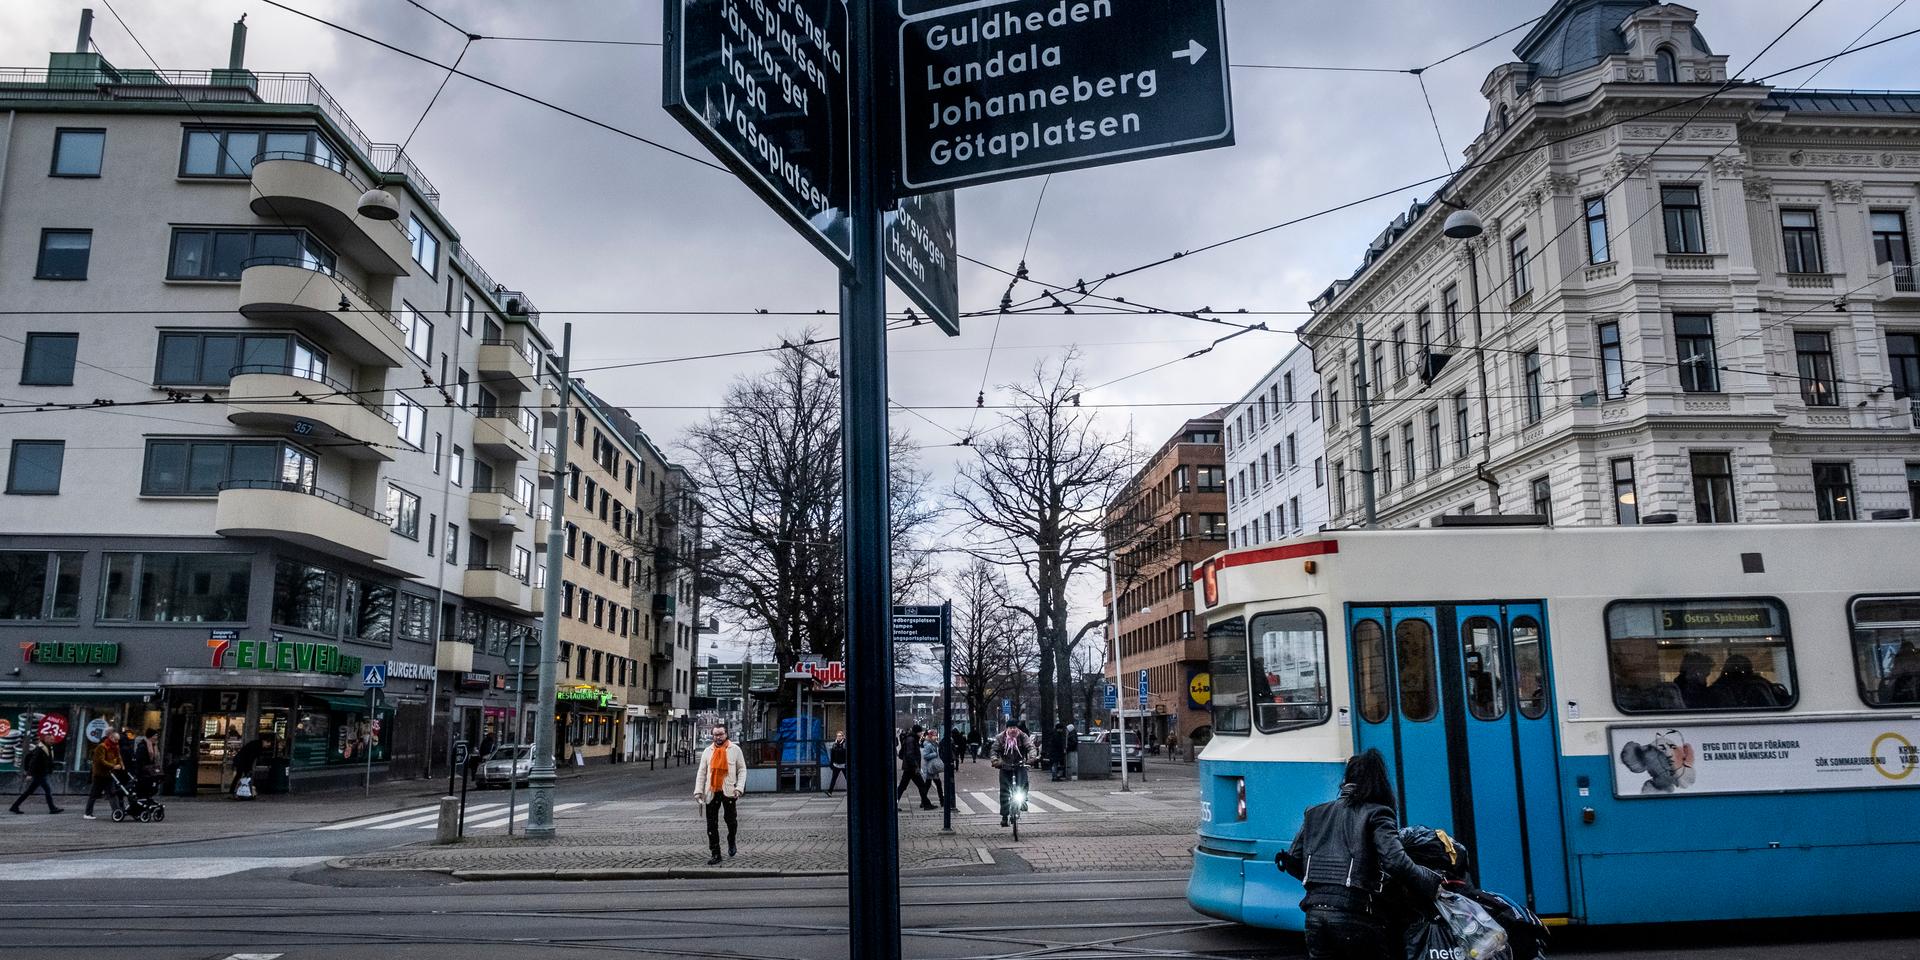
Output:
[949, 793, 974, 815]
[374, 803, 506, 830]
[445, 801, 585, 829]
[316, 802, 505, 831]
[1026, 790, 1080, 813]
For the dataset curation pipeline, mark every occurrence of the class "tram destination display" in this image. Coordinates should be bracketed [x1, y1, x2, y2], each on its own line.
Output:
[896, 0, 1233, 193]
[1609, 717, 1920, 798]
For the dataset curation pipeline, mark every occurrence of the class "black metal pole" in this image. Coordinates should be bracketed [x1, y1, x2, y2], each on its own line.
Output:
[844, 0, 899, 953]
[941, 601, 954, 832]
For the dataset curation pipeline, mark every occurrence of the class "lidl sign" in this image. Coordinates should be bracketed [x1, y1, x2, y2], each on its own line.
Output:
[20, 641, 121, 666]
[207, 637, 363, 677]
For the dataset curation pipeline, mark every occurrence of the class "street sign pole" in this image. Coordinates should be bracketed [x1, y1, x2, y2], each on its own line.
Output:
[528, 324, 573, 840]
[941, 600, 954, 833]
[844, 1, 901, 955]
[1107, 550, 1129, 793]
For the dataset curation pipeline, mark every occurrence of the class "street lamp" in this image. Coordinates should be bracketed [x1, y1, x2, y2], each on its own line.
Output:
[1441, 206, 1501, 512]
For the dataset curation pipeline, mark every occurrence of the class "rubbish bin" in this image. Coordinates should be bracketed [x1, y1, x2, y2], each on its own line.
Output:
[1076, 739, 1110, 779]
[264, 757, 292, 795]
[171, 760, 197, 797]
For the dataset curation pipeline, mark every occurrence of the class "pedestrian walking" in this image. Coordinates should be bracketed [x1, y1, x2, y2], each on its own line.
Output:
[988, 718, 1037, 827]
[470, 731, 495, 779]
[8, 734, 61, 815]
[693, 723, 745, 865]
[1064, 723, 1079, 779]
[1275, 749, 1444, 960]
[824, 730, 849, 797]
[894, 725, 931, 809]
[83, 732, 124, 820]
[919, 729, 944, 808]
[1049, 723, 1069, 781]
[230, 733, 272, 798]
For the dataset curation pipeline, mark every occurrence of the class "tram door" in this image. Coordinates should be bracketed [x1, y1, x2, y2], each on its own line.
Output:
[1348, 603, 1569, 915]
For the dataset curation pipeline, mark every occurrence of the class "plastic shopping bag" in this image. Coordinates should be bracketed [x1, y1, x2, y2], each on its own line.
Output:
[1405, 917, 1463, 960]
[1434, 890, 1512, 960]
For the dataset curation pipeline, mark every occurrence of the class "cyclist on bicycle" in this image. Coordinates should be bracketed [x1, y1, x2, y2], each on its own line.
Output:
[989, 718, 1038, 827]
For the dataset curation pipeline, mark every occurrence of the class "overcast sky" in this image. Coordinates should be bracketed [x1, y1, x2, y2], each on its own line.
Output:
[6, 0, 1912, 661]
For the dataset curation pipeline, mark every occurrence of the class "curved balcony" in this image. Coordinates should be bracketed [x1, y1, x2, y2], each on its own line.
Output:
[476, 338, 536, 390]
[214, 480, 396, 571]
[238, 259, 410, 368]
[225, 365, 399, 461]
[473, 407, 535, 462]
[469, 486, 527, 531]
[250, 153, 413, 276]
[463, 564, 532, 613]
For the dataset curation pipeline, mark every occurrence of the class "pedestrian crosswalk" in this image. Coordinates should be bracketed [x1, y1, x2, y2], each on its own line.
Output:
[317, 801, 585, 832]
[958, 789, 1081, 817]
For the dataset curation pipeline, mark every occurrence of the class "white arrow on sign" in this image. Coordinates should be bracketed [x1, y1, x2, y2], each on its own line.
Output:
[1172, 40, 1208, 64]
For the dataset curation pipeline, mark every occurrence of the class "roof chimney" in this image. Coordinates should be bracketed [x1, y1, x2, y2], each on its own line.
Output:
[75, 8, 94, 54]
[228, 14, 248, 72]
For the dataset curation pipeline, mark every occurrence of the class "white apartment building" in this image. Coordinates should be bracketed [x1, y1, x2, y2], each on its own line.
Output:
[1301, 0, 1920, 530]
[0, 20, 558, 792]
[1223, 344, 1329, 546]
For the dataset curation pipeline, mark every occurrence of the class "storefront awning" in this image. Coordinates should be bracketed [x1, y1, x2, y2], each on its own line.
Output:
[0, 685, 157, 702]
[314, 694, 378, 714]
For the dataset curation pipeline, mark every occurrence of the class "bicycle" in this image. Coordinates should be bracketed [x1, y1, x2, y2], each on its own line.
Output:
[1001, 762, 1031, 841]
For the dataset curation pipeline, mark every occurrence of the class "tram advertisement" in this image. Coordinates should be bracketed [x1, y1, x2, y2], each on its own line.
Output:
[1609, 717, 1920, 797]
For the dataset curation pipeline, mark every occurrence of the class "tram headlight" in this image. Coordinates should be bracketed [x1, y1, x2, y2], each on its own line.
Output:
[1234, 777, 1247, 821]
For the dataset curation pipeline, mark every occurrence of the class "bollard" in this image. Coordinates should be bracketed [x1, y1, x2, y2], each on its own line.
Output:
[433, 795, 461, 845]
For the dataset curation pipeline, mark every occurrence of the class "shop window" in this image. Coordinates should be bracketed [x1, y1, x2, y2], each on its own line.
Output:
[100, 552, 251, 622]
[1852, 595, 1920, 707]
[1606, 598, 1795, 713]
[0, 551, 82, 620]
[271, 559, 342, 634]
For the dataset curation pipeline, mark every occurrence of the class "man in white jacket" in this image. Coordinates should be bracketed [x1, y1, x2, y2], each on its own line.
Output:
[693, 723, 746, 865]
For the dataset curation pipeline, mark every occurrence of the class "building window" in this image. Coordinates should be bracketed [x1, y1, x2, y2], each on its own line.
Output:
[1392, 325, 1409, 380]
[1584, 196, 1610, 264]
[512, 546, 532, 584]
[180, 126, 334, 177]
[270, 559, 345, 634]
[1779, 209, 1823, 274]
[1452, 391, 1471, 459]
[386, 485, 421, 539]
[1442, 285, 1461, 343]
[0, 552, 82, 620]
[6, 441, 64, 495]
[1889, 332, 1919, 401]
[140, 439, 311, 496]
[1674, 314, 1719, 393]
[1327, 386, 1340, 428]
[1314, 457, 1325, 488]
[1654, 46, 1678, 82]
[461, 293, 476, 334]
[52, 128, 105, 177]
[1509, 229, 1531, 299]
[1425, 407, 1442, 470]
[20, 333, 78, 386]
[445, 522, 459, 565]
[1873, 211, 1913, 290]
[168, 227, 333, 281]
[1378, 439, 1393, 493]
[1310, 390, 1321, 421]
[1794, 331, 1838, 406]
[1598, 321, 1627, 399]
[408, 214, 440, 277]
[1333, 461, 1347, 515]
[100, 552, 252, 623]
[1400, 422, 1416, 485]
[156, 331, 325, 386]
[1285, 433, 1298, 469]
[1813, 462, 1854, 521]
[1909, 463, 1920, 520]
[1415, 307, 1432, 352]
[403, 305, 433, 360]
[1607, 598, 1795, 714]
[393, 395, 427, 448]
[1611, 457, 1639, 525]
[35, 229, 91, 280]
[1689, 452, 1737, 524]
[1522, 350, 1544, 423]
[1661, 186, 1706, 254]
[1530, 477, 1552, 524]
[1199, 514, 1228, 539]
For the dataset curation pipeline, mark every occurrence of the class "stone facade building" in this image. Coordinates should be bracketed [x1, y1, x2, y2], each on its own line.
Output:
[1103, 413, 1226, 747]
[1224, 345, 1330, 546]
[1301, 0, 1920, 530]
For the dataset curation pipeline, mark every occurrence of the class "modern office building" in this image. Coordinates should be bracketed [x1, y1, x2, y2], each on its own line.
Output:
[0, 19, 552, 792]
[1301, 0, 1920, 529]
[1102, 412, 1226, 747]
[1223, 344, 1330, 545]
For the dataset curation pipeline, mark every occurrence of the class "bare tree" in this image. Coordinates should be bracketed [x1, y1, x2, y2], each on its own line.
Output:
[683, 337, 933, 678]
[951, 352, 1140, 747]
[947, 557, 1030, 734]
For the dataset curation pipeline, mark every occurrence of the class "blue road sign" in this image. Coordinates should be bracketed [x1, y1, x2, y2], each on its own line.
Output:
[1102, 684, 1118, 710]
[1138, 668, 1149, 703]
[362, 663, 388, 688]
[1001, 698, 1011, 719]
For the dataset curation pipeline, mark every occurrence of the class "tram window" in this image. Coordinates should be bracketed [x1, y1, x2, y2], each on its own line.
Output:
[1395, 619, 1439, 722]
[1851, 595, 1920, 707]
[1353, 619, 1389, 723]
[1206, 616, 1251, 735]
[1512, 617, 1548, 719]
[1461, 616, 1506, 720]
[1605, 598, 1795, 714]
[1249, 609, 1330, 732]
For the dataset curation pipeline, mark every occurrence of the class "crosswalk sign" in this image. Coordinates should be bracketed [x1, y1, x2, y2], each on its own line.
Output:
[362, 663, 388, 688]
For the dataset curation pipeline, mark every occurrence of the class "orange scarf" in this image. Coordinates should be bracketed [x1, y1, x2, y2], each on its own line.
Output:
[708, 742, 728, 794]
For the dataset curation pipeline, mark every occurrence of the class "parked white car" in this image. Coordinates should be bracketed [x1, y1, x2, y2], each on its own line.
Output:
[477, 744, 532, 787]
[1079, 731, 1144, 772]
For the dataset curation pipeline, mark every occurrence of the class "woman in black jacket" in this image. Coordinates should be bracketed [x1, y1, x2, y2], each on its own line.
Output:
[1276, 749, 1442, 960]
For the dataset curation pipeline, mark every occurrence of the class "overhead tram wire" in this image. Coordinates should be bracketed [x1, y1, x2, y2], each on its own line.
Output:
[1788, 0, 1908, 89]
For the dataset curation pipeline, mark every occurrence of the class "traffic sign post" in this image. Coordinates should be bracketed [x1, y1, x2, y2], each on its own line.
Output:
[885, 191, 959, 334]
[362, 663, 388, 689]
[891, 604, 945, 642]
[1102, 683, 1117, 711]
[895, 0, 1233, 194]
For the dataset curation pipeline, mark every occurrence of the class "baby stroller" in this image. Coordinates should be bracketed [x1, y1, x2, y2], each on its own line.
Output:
[108, 768, 166, 823]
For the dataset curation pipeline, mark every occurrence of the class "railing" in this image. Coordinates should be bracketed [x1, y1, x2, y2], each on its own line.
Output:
[0, 67, 440, 208]
[1888, 263, 1917, 293]
[226, 363, 399, 424]
[251, 151, 415, 248]
[217, 479, 389, 523]
[239, 256, 407, 333]
[466, 562, 531, 585]
[1660, 253, 1719, 271]
[1784, 272, 1836, 289]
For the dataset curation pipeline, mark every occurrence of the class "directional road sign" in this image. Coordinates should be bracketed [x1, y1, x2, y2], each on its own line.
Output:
[1102, 683, 1118, 710]
[665, 0, 961, 334]
[362, 663, 388, 688]
[891, 604, 945, 642]
[895, 0, 1233, 194]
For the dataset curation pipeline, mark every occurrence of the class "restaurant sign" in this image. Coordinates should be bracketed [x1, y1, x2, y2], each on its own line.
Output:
[206, 637, 363, 677]
[558, 684, 613, 707]
[20, 641, 120, 666]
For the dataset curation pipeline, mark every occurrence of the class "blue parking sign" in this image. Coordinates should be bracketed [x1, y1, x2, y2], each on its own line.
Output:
[362, 663, 388, 688]
[1102, 684, 1118, 710]
[1138, 669, 1149, 703]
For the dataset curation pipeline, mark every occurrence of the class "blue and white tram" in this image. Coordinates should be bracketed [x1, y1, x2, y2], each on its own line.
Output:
[1187, 522, 1920, 928]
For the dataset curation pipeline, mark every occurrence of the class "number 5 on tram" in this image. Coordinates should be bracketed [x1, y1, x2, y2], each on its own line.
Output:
[1187, 522, 1920, 929]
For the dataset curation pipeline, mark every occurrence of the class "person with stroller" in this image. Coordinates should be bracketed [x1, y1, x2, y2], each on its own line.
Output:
[83, 731, 125, 821]
[1275, 749, 1444, 960]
